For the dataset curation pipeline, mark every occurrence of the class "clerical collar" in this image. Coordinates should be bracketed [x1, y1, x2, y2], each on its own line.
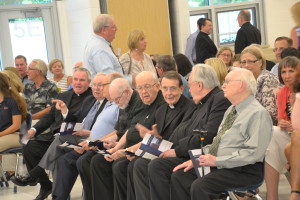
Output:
[199, 87, 219, 104]
[169, 105, 175, 109]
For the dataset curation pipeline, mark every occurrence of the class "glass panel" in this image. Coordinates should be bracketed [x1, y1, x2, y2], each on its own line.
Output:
[214, 0, 254, 5]
[188, 0, 210, 8]
[217, 8, 255, 45]
[189, 14, 207, 33]
[0, 0, 52, 6]
[188, 0, 254, 8]
[8, 17, 48, 63]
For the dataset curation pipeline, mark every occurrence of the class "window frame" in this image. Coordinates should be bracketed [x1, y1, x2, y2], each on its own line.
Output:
[188, 0, 264, 48]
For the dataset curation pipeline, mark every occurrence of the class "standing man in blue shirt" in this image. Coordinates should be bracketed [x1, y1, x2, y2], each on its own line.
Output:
[83, 14, 123, 78]
[185, 18, 200, 64]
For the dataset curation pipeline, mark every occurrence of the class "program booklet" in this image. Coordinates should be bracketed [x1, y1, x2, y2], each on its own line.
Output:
[135, 133, 173, 160]
[59, 122, 84, 136]
[188, 149, 211, 177]
[59, 141, 83, 149]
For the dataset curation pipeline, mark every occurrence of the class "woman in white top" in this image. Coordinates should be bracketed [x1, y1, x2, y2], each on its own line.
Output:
[48, 59, 72, 93]
[119, 30, 157, 81]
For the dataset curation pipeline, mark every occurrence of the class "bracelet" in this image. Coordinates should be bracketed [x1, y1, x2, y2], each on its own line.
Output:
[291, 190, 300, 194]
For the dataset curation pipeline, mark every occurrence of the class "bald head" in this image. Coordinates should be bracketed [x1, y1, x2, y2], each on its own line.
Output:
[136, 71, 160, 105]
[136, 71, 158, 84]
[109, 78, 133, 109]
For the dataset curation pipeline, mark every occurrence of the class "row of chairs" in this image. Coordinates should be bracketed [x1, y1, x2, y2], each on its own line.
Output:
[0, 113, 264, 199]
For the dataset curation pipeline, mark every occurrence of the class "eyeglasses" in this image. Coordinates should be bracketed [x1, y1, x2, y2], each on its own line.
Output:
[273, 47, 285, 52]
[136, 83, 157, 92]
[104, 25, 118, 30]
[112, 90, 126, 103]
[161, 86, 179, 93]
[100, 82, 110, 88]
[240, 60, 260, 65]
[27, 67, 38, 71]
[223, 80, 242, 85]
[220, 54, 231, 57]
[92, 83, 103, 88]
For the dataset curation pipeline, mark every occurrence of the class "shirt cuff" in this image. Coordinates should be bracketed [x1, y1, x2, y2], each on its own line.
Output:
[62, 109, 69, 119]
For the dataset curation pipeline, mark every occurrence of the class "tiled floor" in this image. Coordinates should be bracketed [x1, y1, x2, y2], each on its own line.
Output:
[0, 174, 291, 200]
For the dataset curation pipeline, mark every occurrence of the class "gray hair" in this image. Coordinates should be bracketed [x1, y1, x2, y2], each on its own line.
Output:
[110, 78, 131, 93]
[230, 67, 257, 95]
[93, 14, 113, 33]
[239, 10, 251, 21]
[75, 67, 91, 82]
[31, 59, 48, 77]
[136, 71, 158, 83]
[191, 64, 220, 88]
[157, 55, 176, 71]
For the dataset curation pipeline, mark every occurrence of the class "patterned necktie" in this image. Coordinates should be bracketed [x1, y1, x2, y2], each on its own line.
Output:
[83, 101, 100, 130]
[109, 44, 125, 74]
[209, 106, 237, 156]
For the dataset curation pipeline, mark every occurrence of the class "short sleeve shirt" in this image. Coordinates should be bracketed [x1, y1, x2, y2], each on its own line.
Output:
[0, 97, 21, 132]
[24, 79, 58, 114]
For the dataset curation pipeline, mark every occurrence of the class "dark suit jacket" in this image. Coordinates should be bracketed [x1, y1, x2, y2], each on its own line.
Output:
[64, 95, 96, 122]
[156, 95, 196, 140]
[195, 31, 217, 63]
[172, 87, 231, 158]
[234, 22, 261, 54]
[33, 88, 92, 141]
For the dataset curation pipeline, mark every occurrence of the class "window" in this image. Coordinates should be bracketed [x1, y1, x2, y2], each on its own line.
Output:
[188, 0, 263, 47]
[188, 0, 254, 8]
[0, 0, 52, 6]
[217, 8, 255, 45]
[189, 14, 207, 33]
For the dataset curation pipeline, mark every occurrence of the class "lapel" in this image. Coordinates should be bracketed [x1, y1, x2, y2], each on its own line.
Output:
[65, 91, 75, 106]
[161, 96, 185, 132]
[156, 104, 167, 134]
[90, 98, 108, 129]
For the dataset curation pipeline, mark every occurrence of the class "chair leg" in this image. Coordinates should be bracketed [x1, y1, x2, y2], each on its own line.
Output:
[0, 160, 9, 187]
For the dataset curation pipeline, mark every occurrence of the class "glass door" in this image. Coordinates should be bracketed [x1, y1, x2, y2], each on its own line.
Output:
[0, 6, 62, 70]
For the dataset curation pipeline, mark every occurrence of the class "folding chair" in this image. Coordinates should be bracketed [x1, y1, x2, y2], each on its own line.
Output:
[225, 160, 265, 200]
[0, 113, 32, 193]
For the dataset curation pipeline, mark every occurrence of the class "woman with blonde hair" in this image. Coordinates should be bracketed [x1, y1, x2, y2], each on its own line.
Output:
[1, 70, 23, 93]
[216, 46, 233, 70]
[240, 46, 281, 125]
[205, 57, 228, 84]
[49, 59, 72, 93]
[0, 73, 27, 151]
[119, 30, 157, 79]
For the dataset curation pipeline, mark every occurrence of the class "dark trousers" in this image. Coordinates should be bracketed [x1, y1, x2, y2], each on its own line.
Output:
[171, 162, 264, 200]
[148, 157, 185, 200]
[133, 158, 151, 200]
[23, 139, 52, 190]
[52, 151, 82, 200]
[112, 157, 130, 200]
[77, 151, 97, 200]
[90, 154, 113, 200]
[126, 157, 138, 200]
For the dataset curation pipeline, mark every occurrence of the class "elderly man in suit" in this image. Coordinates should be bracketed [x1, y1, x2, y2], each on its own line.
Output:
[171, 68, 272, 200]
[114, 71, 196, 200]
[133, 64, 231, 200]
[11, 68, 92, 200]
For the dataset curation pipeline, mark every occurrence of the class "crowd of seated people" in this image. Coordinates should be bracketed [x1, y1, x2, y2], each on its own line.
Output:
[1, 11, 300, 200]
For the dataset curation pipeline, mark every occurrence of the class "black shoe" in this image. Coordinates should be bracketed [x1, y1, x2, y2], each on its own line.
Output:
[10, 175, 38, 187]
[34, 187, 52, 200]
